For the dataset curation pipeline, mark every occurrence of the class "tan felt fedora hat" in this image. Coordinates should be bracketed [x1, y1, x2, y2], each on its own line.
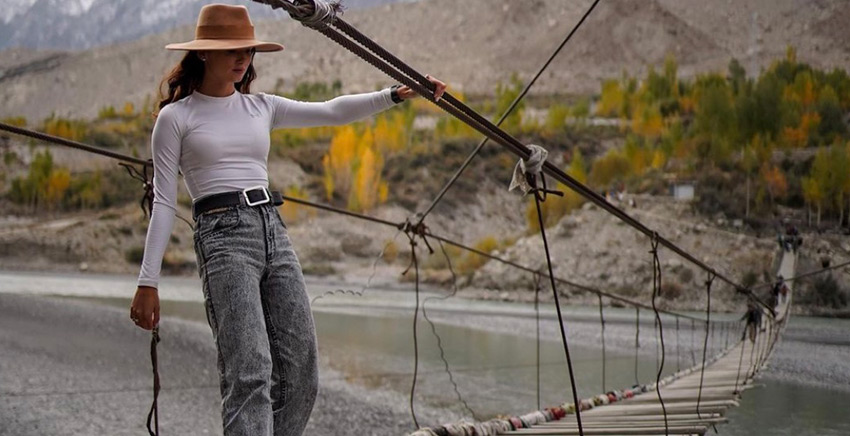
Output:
[165, 3, 284, 52]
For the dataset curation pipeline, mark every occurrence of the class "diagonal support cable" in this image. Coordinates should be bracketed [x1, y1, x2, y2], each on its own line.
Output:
[415, 0, 602, 224]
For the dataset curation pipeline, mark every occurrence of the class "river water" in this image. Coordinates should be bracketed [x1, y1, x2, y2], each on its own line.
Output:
[1, 269, 848, 435]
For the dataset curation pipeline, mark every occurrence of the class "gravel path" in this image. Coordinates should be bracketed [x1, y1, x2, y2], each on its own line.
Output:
[0, 293, 458, 436]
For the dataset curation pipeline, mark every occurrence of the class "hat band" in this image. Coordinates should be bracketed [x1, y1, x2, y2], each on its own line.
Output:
[196, 24, 255, 40]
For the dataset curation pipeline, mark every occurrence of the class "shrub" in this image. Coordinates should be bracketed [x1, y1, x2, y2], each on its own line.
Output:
[456, 236, 505, 275]
[809, 274, 847, 309]
[678, 267, 695, 284]
[741, 271, 758, 288]
[381, 240, 399, 264]
[125, 246, 145, 263]
[660, 281, 684, 300]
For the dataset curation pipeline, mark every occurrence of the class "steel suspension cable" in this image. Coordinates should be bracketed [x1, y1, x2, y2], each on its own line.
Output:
[750, 258, 850, 291]
[0, 121, 150, 166]
[283, 195, 711, 325]
[279, 194, 708, 323]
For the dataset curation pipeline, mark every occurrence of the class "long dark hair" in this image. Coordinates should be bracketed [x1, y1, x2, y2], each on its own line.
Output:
[154, 49, 257, 117]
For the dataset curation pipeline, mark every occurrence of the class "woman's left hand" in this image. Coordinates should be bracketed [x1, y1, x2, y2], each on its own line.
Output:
[397, 74, 447, 102]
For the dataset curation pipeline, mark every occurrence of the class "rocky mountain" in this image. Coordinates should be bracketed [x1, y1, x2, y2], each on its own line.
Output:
[1, 0, 850, 123]
[0, 0, 403, 51]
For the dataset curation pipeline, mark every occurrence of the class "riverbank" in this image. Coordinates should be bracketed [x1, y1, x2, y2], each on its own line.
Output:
[2, 268, 850, 435]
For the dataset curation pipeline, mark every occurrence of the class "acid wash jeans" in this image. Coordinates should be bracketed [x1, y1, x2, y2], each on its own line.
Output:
[192, 200, 318, 436]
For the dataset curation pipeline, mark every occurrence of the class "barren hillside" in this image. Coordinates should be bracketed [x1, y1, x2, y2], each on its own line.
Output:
[1, 0, 849, 122]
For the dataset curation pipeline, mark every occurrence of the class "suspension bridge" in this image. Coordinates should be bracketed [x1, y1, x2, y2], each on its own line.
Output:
[2, 1, 847, 435]
[427, 251, 794, 436]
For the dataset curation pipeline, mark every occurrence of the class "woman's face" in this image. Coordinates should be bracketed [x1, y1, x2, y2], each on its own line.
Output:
[199, 48, 256, 84]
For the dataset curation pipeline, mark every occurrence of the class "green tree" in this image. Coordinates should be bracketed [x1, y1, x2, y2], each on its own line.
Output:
[816, 85, 847, 144]
[736, 72, 783, 143]
[740, 142, 760, 217]
[693, 75, 737, 165]
[727, 58, 747, 95]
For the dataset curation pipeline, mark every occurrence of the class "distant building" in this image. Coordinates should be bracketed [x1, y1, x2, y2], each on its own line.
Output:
[671, 182, 695, 201]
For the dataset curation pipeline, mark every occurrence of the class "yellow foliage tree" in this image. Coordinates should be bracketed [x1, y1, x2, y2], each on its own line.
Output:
[280, 185, 315, 224]
[350, 130, 380, 211]
[760, 163, 788, 205]
[651, 149, 667, 170]
[597, 79, 625, 117]
[44, 168, 71, 210]
[782, 112, 821, 148]
[373, 112, 406, 153]
[590, 149, 632, 187]
[631, 103, 664, 139]
[323, 125, 390, 213]
[322, 125, 358, 200]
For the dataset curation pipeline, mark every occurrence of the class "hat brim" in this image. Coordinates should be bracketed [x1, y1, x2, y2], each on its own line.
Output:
[165, 39, 284, 52]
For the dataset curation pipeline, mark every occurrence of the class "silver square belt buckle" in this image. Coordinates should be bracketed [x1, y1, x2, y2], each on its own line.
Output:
[243, 185, 270, 206]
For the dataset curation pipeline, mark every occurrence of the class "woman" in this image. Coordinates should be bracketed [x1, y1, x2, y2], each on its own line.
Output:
[129, 4, 445, 435]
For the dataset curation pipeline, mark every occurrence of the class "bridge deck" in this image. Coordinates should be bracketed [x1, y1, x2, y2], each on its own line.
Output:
[502, 252, 795, 436]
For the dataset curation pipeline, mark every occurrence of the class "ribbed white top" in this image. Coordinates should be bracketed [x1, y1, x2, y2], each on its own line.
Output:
[137, 88, 396, 288]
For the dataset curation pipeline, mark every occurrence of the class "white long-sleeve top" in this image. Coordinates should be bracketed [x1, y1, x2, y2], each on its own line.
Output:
[137, 88, 397, 288]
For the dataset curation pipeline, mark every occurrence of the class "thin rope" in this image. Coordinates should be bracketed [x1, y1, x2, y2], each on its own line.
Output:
[530, 173, 584, 436]
[734, 325, 747, 394]
[690, 318, 697, 366]
[415, 0, 603, 223]
[420, 239, 479, 420]
[750, 258, 850, 290]
[146, 326, 161, 436]
[634, 307, 640, 386]
[534, 272, 543, 410]
[696, 272, 715, 420]
[675, 317, 681, 373]
[310, 230, 403, 304]
[597, 294, 606, 393]
[648, 234, 669, 435]
[403, 229, 421, 429]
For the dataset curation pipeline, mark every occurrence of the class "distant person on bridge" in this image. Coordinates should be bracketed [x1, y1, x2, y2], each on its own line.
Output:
[741, 302, 762, 342]
[772, 275, 789, 306]
[128, 4, 445, 436]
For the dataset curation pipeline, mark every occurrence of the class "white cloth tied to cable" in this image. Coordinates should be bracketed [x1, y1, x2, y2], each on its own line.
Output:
[508, 144, 549, 195]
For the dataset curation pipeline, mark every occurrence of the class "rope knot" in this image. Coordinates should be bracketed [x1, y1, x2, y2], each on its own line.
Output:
[120, 160, 154, 218]
[509, 144, 563, 201]
[705, 271, 717, 291]
[401, 219, 433, 275]
[254, 0, 343, 28]
[401, 219, 434, 254]
[649, 232, 660, 256]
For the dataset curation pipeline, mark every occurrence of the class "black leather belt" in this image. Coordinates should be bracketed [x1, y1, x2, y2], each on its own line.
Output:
[192, 186, 284, 221]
